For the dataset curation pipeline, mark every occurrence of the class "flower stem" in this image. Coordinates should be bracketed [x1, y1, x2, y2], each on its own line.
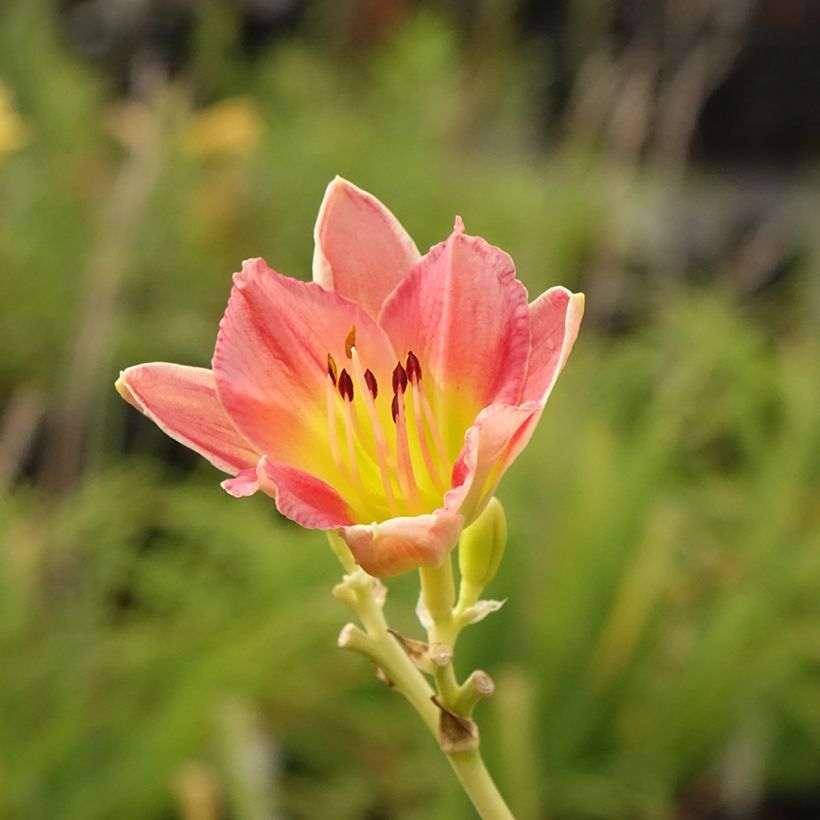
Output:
[330, 537, 515, 818]
[337, 621, 438, 734]
[447, 749, 516, 820]
[419, 558, 457, 646]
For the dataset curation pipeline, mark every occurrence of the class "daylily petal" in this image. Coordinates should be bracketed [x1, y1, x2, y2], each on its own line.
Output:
[221, 465, 262, 497]
[447, 403, 539, 525]
[379, 222, 531, 443]
[448, 290, 585, 523]
[213, 257, 396, 470]
[341, 510, 464, 578]
[116, 363, 259, 475]
[521, 288, 585, 403]
[260, 457, 356, 529]
[313, 177, 420, 318]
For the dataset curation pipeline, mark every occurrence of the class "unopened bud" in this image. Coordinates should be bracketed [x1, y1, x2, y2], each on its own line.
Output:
[457, 497, 507, 607]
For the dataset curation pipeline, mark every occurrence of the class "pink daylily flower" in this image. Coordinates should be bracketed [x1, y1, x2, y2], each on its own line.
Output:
[116, 178, 584, 577]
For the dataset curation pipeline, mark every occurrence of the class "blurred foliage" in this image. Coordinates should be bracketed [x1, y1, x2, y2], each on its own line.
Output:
[1, 1, 820, 818]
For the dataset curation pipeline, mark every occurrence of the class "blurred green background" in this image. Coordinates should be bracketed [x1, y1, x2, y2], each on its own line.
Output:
[2, 1, 820, 818]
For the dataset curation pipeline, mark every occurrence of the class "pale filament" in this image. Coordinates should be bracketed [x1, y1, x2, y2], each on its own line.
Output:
[326, 376, 381, 516]
[325, 375, 345, 475]
[349, 348, 396, 470]
[393, 391, 423, 514]
[415, 380, 450, 472]
[342, 397, 366, 497]
[408, 384, 446, 493]
[326, 338, 452, 519]
[349, 346, 399, 516]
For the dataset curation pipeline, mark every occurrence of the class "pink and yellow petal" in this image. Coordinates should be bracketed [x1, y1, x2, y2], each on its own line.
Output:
[521, 288, 585, 404]
[213, 257, 397, 477]
[312, 177, 420, 318]
[379, 222, 531, 450]
[260, 457, 356, 529]
[221, 467, 262, 497]
[447, 290, 584, 524]
[341, 509, 464, 578]
[446, 403, 540, 525]
[116, 363, 259, 475]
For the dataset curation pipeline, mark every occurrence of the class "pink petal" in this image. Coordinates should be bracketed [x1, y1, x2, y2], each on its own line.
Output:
[259, 457, 355, 529]
[446, 403, 539, 525]
[312, 177, 420, 318]
[341, 510, 464, 578]
[213, 258, 397, 469]
[221, 466, 262, 497]
[521, 289, 585, 403]
[447, 291, 584, 523]
[379, 224, 531, 418]
[116, 363, 259, 475]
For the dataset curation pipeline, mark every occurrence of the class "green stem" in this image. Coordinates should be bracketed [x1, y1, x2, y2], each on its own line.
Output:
[339, 604, 514, 817]
[418, 557, 515, 818]
[327, 530, 357, 573]
[330, 538, 515, 819]
[419, 558, 458, 647]
[336, 570, 438, 734]
[448, 749, 516, 820]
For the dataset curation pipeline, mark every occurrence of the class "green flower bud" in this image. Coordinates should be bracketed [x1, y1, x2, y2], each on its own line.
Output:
[457, 497, 507, 607]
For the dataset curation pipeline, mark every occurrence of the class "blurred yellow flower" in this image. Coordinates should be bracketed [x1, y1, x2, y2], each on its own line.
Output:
[182, 96, 264, 159]
[0, 81, 28, 160]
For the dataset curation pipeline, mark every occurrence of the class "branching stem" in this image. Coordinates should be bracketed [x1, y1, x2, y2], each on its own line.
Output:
[330, 535, 515, 819]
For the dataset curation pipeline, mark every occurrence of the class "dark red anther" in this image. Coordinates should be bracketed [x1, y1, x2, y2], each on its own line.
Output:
[405, 350, 422, 384]
[392, 362, 408, 394]
[338, 368, 354, 401]
[364, 369, 378, 399]
[344, 325, 356, 359]
[391, 394, 400, 423]
[326, 354, 338, 386]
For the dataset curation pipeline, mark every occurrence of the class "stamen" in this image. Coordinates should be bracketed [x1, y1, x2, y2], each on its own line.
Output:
[405, 350, 446, 492]
[338, 368, 354, 402]
[337, 369, 365, 494]
[338, 366, 370, 453]
[364, 369, 378, 399]
[406, 350, 422, 384]
[391, 368, 422, 512]
[345, 325, 356, 359]
[415, 376, 449, 472]
[408, 382, 445, 492]
[326, 375, 344, 473]
[349, 347, 399, 516]
[392, 362, 408, 394]
[405, 350, 448, 486]
[328, 341, 449, 518]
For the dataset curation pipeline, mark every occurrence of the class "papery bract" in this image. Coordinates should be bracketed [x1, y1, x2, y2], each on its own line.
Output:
[117, 177, 584, 577]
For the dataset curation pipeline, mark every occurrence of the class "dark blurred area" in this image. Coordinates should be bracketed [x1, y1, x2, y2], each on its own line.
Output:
[56, 0, 820, 161]
[51, 0, 820, 321]
[1, 1, 820, 819]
